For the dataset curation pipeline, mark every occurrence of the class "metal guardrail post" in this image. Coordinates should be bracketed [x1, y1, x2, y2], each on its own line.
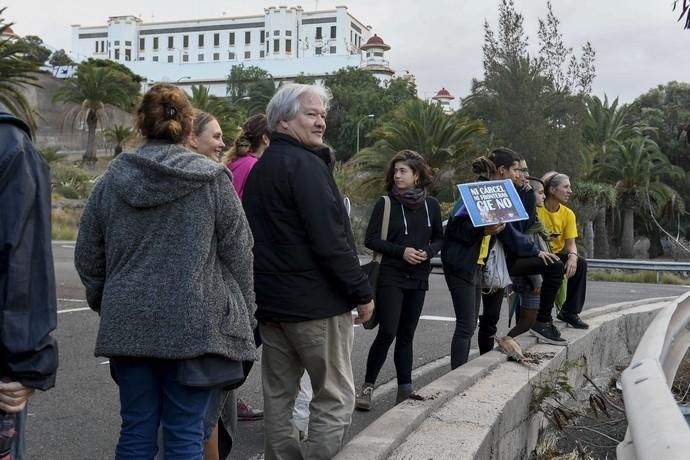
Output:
[617, 292, 690, 460]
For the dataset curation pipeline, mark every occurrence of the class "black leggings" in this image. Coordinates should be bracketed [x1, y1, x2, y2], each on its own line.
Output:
[558, 254, 587, 314]
[364, 285, 426, 385]
[445, 271, 504, 369]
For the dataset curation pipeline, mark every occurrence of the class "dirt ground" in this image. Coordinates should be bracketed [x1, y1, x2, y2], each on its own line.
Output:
[532, 350, 690, 459]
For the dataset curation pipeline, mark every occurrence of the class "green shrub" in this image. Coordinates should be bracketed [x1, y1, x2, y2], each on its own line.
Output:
[588, 269, 688, 285]
[51, 163, 97, 199]
[51, 207, 81, 241]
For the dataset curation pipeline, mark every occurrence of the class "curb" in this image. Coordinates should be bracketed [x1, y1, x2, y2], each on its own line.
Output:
[335, 298, 672, 460]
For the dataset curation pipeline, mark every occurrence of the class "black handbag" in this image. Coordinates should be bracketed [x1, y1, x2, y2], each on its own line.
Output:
[361, 196, 391, 329]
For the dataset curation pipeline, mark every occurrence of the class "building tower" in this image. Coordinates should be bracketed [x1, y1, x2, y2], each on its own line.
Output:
[360, 34, 393, 82]
[431, 87, 455, 113]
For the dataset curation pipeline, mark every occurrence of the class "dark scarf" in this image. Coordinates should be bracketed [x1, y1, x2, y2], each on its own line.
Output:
[392, 186, 427, 209]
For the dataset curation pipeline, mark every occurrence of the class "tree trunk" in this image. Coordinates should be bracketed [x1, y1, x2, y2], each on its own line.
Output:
[114, 144, 123, 157]
[82, 110, 98, 166]
[593, 207, 609, 258]
[648, 226, 664, 259]
[620, 207, 635, 258]
[584, 219, 594, 259]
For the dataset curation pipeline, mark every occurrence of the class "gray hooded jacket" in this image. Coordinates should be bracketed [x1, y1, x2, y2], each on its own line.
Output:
[75, 142, 257, 362]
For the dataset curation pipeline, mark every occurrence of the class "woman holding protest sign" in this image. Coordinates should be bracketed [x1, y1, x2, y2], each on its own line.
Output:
[355, 150, 443, 410]
[442, 148, 564, 370]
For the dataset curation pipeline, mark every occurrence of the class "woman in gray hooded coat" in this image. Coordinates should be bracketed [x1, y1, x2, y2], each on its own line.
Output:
[75, 84, 257, 459]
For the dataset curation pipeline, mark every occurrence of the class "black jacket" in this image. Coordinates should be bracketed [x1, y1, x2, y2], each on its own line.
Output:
[0, 110, 58, 390]
[365, 194, 443, 288]
[243, 133, 372, 322]
[441, 212, 493, 281]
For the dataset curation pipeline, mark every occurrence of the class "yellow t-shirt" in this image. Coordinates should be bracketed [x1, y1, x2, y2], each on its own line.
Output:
[536, 205, 578, 254]
[477, 235, 491, 265]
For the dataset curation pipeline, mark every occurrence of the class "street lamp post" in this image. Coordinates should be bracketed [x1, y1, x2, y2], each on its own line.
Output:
[356, 113, 375, 153]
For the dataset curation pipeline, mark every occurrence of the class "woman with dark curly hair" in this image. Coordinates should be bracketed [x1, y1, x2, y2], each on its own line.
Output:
[355, 150, 443, 411]
[223, 114, 270, 200]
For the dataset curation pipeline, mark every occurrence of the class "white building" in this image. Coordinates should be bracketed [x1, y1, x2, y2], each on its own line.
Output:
[71, 5, 388, 96]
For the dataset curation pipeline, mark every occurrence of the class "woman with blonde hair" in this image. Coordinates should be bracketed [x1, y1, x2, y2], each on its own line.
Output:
[75, 84, 257, 459]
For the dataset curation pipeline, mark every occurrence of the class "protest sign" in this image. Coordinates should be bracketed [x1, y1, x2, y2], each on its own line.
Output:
[455, 179, 529, 227]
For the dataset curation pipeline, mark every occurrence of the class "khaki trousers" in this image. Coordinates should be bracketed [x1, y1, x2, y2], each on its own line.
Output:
[260, 311, 355, 460]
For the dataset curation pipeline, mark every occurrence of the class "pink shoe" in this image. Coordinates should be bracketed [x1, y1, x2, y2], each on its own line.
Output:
[237, 398, 264, 421]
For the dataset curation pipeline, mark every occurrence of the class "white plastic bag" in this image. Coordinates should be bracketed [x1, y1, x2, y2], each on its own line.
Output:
[481, 239, 512, 292]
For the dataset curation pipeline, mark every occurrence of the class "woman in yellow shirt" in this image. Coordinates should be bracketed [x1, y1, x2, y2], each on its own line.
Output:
[537, 172, 589, 329]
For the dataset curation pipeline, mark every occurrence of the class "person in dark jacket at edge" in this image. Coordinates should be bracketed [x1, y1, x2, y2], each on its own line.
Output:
[242, 83, 374, 460]
[0, 106, 59, 459]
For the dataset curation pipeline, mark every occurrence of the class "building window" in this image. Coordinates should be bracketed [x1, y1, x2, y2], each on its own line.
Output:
[138, 57, 144, 61]
[213, 52, 220, 61]
[168, 36, 174, 49]
[213, 33, 219, 47]
[182, 54, 189, 62]
[183, 35, 189, 48]
[198, 34, 204, 47]
[315, 46, 322, 55]
[350, 31, 353, 42]
[316, 27, 322, 40]
[229, 32, 235, 46]
[374, 51, 384, 57]
[330, 26, 336, 39]
[101, 41, 105, 52]
[139, 38, 144, 50]
[95, 42, 99, 53]
[273, 30, 280, 36]
[228, 51, 236, 60]
[198, 53, 204, 61]
[260, 31, 266, 43]
[245, 31, 251, 44]
[125, 40, 132, 46]
[152, 55, 158, 62]
[244, 50, 251, 59]
[114, 40, 120, 46]
[125, 49, 131, 61]
[330, 45, 336, 54]
[285, 39, 292, 53]
[168, 55, 173, 63]
[153, 37, 159, 50]
[114, 49, 120, 60]
[273, 39, 280, 53]
[286, 30, 292, 36]
[260, 50, 265, 58]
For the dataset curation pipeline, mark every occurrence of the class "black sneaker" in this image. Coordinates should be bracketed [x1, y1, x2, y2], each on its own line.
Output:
[530, 321, 568, 346]
[557, 311, 589, 329]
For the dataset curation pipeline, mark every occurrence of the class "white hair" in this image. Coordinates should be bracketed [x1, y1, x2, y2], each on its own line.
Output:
[266, 83, 332, 132]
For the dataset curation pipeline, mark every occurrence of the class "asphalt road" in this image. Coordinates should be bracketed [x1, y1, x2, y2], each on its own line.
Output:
[25, 242, 690, 459]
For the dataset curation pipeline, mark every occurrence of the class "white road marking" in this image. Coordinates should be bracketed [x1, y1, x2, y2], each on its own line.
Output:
[99, 360, 110, 365]
[58, 298, 86, 303]
[419, 315, 456, 322]
[58, 307, 90, 314]
[61, 244, 75, 249]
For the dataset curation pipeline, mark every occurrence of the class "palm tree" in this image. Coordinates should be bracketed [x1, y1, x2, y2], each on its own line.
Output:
[0, 9, 41, 129]
[570, 181, 616, 258]
[53, 64, 139, 165]
[350, 99, 486, 200]
[592, 136, 684, 258]
[103, 125, 135, 157]
[189, 84, 245, 144]
[581, 95, 633, 177]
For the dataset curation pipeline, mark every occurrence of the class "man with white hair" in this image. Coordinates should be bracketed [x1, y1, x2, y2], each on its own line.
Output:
[243, 84, 374, 459]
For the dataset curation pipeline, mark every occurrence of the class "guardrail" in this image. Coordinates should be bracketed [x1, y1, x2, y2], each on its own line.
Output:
[429, 257, 690, 280]
[617, 291, 690, 460]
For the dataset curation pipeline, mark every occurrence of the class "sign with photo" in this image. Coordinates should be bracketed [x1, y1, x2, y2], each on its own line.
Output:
[455, 179, 529, 227]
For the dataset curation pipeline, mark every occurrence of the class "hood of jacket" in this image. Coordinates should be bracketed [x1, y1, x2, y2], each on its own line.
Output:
[109, 141, 227, 208]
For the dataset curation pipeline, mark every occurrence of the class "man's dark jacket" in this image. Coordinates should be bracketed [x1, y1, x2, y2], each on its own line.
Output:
[0, 110, 58, 390]
[243, 133, 372, 322]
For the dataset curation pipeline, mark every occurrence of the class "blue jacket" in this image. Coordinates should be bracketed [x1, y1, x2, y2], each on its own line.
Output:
[0, 110, 58, 390]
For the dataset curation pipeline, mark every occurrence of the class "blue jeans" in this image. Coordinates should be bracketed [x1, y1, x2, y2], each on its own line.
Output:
[111, 357, 212, 460]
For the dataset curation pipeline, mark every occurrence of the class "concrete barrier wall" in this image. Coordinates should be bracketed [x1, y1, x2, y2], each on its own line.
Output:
[336, 297, 676, 460]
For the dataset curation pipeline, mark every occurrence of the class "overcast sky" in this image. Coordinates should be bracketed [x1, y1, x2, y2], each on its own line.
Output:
[4, 0, 689, 103]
